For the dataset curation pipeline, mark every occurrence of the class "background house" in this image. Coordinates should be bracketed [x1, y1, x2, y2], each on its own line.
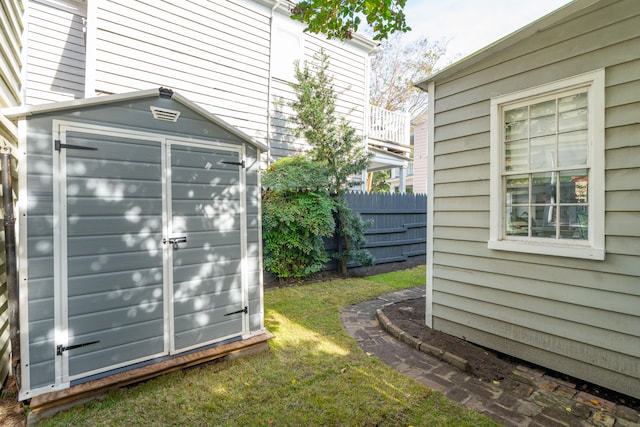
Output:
[388, 111, 429, 195]
[417, 0, 640, 400]
[0, 0, 411, 402]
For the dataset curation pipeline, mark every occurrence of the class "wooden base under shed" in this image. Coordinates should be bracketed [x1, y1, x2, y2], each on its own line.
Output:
[27, 331, 274, 425]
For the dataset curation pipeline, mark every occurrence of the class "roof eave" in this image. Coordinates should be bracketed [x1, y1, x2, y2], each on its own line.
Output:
[1, 88, 268, 152]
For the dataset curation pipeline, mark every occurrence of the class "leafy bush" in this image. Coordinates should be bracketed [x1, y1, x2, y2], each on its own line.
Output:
[262, 157, 335, 279]
[334, 198, 374, 272]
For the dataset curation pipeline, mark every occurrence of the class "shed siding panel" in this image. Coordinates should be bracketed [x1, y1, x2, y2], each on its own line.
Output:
[22, 97, 264, 395]
[429, 0, 640, 398]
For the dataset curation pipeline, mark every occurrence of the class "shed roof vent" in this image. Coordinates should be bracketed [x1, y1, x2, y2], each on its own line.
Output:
[150, 106, 180, 122]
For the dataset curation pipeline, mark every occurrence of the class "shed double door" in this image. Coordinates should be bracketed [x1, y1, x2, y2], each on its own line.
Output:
[55, 124, 248, 382]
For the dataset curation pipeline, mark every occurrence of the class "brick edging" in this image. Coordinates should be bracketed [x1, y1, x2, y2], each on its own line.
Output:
[375, 308, 470, 372]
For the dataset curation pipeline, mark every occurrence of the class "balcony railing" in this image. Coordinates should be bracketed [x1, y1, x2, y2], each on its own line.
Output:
[367, 105, 411, 156]
[391, 161, 414, 178]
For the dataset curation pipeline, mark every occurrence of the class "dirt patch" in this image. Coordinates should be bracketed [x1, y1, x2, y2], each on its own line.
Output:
[381, 296, 516, 381]
[0, 376, 25, 427]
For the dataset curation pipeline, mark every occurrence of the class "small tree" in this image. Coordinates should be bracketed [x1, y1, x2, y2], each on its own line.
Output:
[262, 156, 335, 279]
[289, 50, 373, 273]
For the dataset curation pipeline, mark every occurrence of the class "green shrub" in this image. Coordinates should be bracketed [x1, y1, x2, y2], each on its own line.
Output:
[262, 157, 335, 279]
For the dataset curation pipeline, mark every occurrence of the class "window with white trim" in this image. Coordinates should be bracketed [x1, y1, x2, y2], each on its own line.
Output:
[489, 70, 605, 260]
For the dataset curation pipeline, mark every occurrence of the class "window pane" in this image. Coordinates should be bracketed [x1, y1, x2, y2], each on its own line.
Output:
[559, 169, 588, 203]
[507, 207, 529, 236]
[530, 100, 556, 138]
[505, 139, 529, 171]
[505, 119, 528, 141]
[530, 100, 556, 118]
[558, 130, 587, 166]
[505, 107, 528, 141]
[530, 135, 555, 169]
[531, 172, 554, 205]
[506, 175, 529, 205]
[533, 204, 556, 238]
[559, 92, 587, 112]
[505, 106, 527, 122]
[559, 206, 587, 239]
[530, 114, 556, 137]
[559, 108, 587, 132]
[576, 206, 588, 240]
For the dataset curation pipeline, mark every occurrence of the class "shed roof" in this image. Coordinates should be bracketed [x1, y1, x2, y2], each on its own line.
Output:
[415, 0, 605, 90]
[2, 87, 268, 152]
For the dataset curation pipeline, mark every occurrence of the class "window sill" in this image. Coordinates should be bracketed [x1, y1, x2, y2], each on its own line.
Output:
[488, 239, 605, 261]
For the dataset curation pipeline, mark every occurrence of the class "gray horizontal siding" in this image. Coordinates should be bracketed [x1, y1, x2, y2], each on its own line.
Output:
[429, 0, 640, 399]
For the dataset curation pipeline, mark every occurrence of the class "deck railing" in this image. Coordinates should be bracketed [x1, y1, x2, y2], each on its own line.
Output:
[367, 105, 411, 155]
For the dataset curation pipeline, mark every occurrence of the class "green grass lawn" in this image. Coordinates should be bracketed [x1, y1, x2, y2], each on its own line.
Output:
[37, 266, 497, 426]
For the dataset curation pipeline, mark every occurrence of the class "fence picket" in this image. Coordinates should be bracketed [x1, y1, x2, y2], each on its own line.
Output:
[324, 192, 427, 269]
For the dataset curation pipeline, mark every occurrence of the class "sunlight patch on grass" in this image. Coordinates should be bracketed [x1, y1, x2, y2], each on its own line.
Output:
[265, 310, 350, 356]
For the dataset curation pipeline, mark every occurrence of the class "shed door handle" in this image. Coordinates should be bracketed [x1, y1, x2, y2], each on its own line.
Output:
[163, 236, 187, 249]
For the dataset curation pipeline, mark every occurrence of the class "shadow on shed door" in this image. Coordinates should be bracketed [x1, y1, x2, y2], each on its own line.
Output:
[168, 141, 248, 352]
[56, 126, 247, 383]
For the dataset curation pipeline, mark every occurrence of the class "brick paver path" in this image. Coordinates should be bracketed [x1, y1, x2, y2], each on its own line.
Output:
[340, 286, 639, 427]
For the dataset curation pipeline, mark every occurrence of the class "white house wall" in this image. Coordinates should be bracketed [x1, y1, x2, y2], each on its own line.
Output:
[24, 0, 86, 104]
[77, 0, 373, 159]
[427, 0, 640, 399]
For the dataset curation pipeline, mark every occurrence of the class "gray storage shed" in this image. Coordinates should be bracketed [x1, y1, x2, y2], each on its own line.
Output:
[4, 88, 270, 404]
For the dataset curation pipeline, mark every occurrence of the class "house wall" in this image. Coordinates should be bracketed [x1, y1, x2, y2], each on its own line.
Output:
[428, 0, 640, 398]
[0, 0, 24, 387]
[412, 116, 428, 194]
[74, 0, 371, 160]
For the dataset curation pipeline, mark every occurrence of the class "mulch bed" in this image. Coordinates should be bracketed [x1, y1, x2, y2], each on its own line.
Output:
[380, 296, 517, 381]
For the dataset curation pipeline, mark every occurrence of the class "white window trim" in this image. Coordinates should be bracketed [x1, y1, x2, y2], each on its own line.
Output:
[488, 69, 605, 260]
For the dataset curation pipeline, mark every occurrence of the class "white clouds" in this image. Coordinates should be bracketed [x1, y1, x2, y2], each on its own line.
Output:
[403, 0, 572, 62]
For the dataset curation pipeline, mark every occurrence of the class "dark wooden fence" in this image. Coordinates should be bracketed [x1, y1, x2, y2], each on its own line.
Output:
[325, 192, 427, 269]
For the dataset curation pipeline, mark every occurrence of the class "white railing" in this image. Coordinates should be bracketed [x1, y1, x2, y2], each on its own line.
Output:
[367, 105, 411, 152]
[391, 161, 414, 178]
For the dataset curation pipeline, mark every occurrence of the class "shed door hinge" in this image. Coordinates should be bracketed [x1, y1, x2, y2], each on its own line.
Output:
[55, 140, 98, 151]
[224, 306, 248, 316]
[221, 159, 245, 168]
[57, 340, 100, 356]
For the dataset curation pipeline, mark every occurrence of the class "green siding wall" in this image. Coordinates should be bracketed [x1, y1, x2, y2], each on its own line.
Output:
[429, 0, 640, 399]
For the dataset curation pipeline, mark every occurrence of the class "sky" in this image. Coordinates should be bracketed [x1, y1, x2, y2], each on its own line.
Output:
[402, 0, 573, 64]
